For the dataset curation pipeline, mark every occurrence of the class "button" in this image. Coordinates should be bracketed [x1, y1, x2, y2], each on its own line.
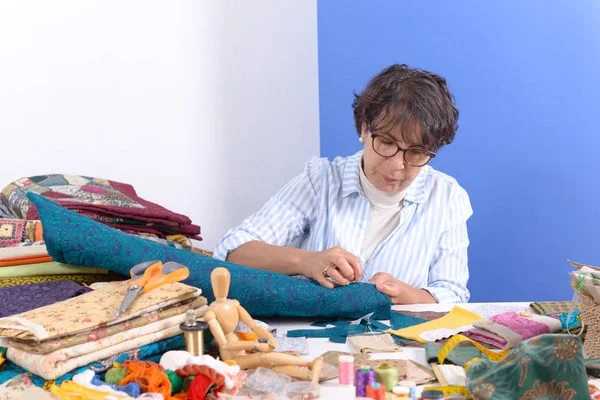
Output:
[520, 312, 533, 318]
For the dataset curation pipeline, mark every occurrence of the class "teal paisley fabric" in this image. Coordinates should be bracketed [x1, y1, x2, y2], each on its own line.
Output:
[466, 334, 590, 400]
[28, 193, 391, 320]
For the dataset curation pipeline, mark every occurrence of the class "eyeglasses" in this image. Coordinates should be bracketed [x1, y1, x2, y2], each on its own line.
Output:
[370, 132, 436, 167]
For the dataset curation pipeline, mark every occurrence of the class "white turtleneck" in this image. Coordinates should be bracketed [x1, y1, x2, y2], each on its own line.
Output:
[359, 162, 406, 262]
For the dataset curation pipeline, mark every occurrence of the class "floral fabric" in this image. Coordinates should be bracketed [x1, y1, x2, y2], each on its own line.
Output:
[6, 307, 205, 380]
[0, 335, 185, 388]
[9, 296, 207, 354]
[0, 373, 33, 399]
[466, 334, 589, 399]
[0, 281, 201, 340]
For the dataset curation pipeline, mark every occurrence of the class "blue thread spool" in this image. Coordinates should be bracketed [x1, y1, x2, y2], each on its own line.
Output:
[355, 366, 376, 397]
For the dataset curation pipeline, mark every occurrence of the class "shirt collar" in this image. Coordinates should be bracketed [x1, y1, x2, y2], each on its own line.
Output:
[342, 151, 429, 204]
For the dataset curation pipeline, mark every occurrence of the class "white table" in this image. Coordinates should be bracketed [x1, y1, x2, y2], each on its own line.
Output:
[265, 302, 531, 398]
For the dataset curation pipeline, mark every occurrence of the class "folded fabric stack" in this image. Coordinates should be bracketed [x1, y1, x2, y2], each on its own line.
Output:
[0, 235, 126, 287]
[0, 281, 207, 381]
[1, 174, 201, 240]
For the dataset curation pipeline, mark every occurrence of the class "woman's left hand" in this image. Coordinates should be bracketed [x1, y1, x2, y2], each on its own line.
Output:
[368, 272, 437, 304]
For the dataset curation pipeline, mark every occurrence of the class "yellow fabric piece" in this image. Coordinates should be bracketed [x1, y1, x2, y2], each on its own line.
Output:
[388, 306, 483, 344]
[165, 234, 190, 245]
[0, 272, 125, 288]
[0, 262, 108, 278]
[51, 381, 133, 400]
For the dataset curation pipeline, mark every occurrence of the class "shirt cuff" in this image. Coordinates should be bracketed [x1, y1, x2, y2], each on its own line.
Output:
[423, 286, 464, 304]
[212, 230, 260, 261]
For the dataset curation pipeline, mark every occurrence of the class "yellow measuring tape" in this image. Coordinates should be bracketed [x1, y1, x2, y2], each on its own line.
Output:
[438, 334, 511, 366]
[431, 334, 512, 398]
[423, 385, 471, 398]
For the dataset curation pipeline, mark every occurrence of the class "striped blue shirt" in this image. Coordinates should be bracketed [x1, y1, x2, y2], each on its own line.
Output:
[213, 151, 473, 303]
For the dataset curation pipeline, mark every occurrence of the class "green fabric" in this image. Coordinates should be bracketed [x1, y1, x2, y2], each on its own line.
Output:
[466, 334, 589, 399]
[425, 342, 486, 366]
[0, 262, 108, 278]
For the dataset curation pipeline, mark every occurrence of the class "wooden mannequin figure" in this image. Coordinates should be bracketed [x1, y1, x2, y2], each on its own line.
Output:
[204, 267, 324, 384]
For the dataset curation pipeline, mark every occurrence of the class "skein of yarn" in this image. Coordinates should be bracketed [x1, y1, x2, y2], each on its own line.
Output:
[104, 367, 127, 385]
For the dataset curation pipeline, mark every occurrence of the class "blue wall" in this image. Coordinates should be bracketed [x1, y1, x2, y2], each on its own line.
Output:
[318, 1, 600, 302]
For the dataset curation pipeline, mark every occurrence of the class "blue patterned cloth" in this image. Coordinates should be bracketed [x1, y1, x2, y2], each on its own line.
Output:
[0, 335, 184, 386]
[28, 193, 391, 320]
[390, 311, 428, 330]
[287, 318, 391, 343]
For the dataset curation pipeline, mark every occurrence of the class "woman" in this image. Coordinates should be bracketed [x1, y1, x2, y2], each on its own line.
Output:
[213, 64, 472, 304]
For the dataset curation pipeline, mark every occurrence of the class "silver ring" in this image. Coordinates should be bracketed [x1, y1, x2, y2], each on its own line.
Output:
[322, 265, 331, 277]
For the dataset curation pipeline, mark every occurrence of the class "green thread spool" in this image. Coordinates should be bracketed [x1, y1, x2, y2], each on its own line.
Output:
[373, 363, 398, 392]
[105, 367, 127, 385]
[164, 370, 183, 394]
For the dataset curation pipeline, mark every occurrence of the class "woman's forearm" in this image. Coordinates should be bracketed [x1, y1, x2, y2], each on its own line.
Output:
[225, 241, 309, 276]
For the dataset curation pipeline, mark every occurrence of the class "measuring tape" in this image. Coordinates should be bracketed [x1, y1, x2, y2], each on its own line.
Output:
[430, 334, 512, 398]
[438, 334, 511, 366]
[423, 385, 471, 398]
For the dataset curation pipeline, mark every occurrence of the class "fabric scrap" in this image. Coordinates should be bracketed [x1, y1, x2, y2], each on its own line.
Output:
[466, 311, 562, 349]
[530, 301, 580, 315]
[348, 333, 401, 353]
[388, 306, 482, 344]
[0, 272, 126, 288]
[0, 280, 92, 318]
[0, 262, 108, 278]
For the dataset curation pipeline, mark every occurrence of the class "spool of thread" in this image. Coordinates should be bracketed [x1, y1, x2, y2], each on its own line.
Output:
[105, 367, 127, 385]
[373, 363, 398, 392]
[338, 355, 354, 385]
[397, 379, 416, 399]
[284, 381, 320, 400]
[179, 310, 208, 357]
[392, 386, 410, 398]
[366, 382, 386, 400]
[355, 366, 376, 397]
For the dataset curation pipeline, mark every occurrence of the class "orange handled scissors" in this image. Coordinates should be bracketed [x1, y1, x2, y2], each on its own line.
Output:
[112, 260, 190, 320]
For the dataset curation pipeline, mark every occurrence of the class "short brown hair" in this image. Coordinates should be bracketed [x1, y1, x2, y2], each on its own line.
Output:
[352, 64, 459, 151]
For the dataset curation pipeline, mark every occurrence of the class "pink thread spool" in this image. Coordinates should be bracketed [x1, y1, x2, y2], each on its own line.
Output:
[338, 355, 354, 385]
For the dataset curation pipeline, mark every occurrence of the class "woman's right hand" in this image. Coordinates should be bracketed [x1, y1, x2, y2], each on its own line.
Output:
[299, 246, 362, 289]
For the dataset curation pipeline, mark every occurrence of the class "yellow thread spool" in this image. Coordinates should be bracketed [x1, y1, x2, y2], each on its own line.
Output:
[373, 363, 398, 392]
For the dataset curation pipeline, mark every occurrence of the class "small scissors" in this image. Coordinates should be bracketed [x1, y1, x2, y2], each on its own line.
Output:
[113, 260, 190, 320]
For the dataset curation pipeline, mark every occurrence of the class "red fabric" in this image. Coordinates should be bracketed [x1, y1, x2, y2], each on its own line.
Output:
[25, 179, 201, 239]
[187, 374, 224, 400]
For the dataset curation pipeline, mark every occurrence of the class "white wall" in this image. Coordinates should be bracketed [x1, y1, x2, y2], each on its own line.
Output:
[0, 1, 320, 251]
